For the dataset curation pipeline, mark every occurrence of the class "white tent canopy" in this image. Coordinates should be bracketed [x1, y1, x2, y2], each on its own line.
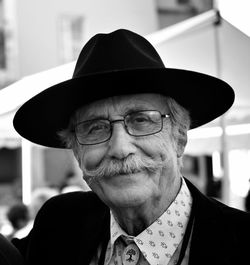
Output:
[0, 9, 250, 153]
[146, 9, 250, 154]
[1, 9, 249, 207]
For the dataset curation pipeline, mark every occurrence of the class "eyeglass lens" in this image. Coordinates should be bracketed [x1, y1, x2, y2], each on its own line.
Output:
[75, 110, 164, 145]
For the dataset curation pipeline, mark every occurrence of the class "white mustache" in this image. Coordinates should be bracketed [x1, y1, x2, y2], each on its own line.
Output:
[82, 155, 166, 183]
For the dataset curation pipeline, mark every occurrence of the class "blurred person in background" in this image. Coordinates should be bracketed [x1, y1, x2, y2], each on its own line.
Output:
[11, 29, 250, 265]
[11, 187, 59, 240]
[28, 187, 59, 221]
[0, 233, 23, 265]
[59, 171, 91, 193]
[6, 203, 30, 241]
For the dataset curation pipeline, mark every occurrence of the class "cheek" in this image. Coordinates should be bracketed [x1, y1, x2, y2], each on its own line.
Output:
[142, 132, 177, 162]
[76, 146, 106, 170]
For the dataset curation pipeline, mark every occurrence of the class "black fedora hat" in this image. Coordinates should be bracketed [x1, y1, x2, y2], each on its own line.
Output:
[13, 28, 234, 149]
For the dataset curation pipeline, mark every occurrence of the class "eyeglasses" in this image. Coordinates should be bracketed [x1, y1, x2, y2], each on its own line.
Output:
[74, 110, 170, 145]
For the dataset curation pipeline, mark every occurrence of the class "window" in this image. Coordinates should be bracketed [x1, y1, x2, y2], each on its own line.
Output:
[0, 29, 6, 69]
[0, 0, 6, 69]
[58, 15, 84, 64]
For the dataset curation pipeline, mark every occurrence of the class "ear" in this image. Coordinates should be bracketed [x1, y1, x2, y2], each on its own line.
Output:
[72, 147, 82, 168]
[175, 129, 187, 158]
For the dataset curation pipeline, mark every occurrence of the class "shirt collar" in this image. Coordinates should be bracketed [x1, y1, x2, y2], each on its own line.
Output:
[109, 177, 193, 265]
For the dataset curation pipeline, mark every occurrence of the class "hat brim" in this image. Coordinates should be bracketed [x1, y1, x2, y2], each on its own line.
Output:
[13, 68, 234, 148]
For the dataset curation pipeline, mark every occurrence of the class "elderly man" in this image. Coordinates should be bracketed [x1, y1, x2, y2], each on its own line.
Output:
[12, 29, 250, 265]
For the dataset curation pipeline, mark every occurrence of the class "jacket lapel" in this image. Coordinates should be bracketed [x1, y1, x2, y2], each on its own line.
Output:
[186, 179, 236, 265]
[76, 201, 110, 265]
[73, 181, 242, 265]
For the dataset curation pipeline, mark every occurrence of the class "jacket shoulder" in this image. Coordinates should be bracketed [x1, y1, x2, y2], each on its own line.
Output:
[13, 191, 110, 264]
[39, 191, 106, 213]
[0, 233, 23, 265]
[34, 191, 109, 226]
[210, 196, 250, 228]
[186, 177, 250, 232]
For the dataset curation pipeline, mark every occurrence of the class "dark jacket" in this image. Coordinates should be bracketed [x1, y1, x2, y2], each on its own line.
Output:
[0, 233, 23, 265]
[12, 179, 250, 265]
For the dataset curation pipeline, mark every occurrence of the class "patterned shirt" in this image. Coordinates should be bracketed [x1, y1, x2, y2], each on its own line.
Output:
[91, 178, 193, 265]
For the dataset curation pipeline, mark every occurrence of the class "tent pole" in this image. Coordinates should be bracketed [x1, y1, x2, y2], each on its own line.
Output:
[21, 139, 32, 205]
[220, 115, 230, 205]
[214, 10, 230, 205]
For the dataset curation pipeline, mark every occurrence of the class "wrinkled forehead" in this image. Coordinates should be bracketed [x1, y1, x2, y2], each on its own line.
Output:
[74, 93, 169, 120]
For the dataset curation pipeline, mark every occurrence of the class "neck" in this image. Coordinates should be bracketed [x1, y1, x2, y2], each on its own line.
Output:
[111, 176, 182, 236]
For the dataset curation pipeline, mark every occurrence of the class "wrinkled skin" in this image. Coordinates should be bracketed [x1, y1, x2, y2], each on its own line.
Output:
[73, 94, 185, 235]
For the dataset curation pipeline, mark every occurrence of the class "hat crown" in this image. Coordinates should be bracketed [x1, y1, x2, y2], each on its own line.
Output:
[13, 28, 234, 149]
[73, 29, 165, 77]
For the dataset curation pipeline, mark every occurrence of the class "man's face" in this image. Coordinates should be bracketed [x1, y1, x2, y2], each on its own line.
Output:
[73, 94, 183, 210]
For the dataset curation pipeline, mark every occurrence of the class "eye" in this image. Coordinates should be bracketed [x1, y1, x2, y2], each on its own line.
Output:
[77, 120, 110, 136]
[130, 113, 151, 124]
[88, 121, 109, 134]
[135, 116, 149, 123]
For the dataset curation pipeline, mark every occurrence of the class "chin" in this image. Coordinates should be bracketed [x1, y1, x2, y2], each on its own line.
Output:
[92, 176, 157, 208]
[106, 188, 152, 209]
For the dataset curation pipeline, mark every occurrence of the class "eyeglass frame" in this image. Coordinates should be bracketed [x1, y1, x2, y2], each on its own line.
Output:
[73, 110, 170, 145]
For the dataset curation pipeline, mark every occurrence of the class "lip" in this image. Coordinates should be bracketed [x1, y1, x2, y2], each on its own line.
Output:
[110, 169, 141, 177]
[105, 171, 144, 183]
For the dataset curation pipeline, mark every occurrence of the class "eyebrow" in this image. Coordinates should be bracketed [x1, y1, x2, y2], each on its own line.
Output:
[79, 108, 150, 121]
[123, 104, 155, 115]
[78, 101, 159, 121]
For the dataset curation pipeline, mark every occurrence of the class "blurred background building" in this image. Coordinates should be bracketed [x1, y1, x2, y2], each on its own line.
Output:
[0, 0, 249, 236]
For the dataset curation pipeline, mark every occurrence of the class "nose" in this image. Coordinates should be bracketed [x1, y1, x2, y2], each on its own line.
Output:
[107, 122, 136, 159]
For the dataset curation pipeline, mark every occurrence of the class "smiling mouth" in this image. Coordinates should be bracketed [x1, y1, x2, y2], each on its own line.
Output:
[107, 169, 142, 178]
[119, 168, 141, 175]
